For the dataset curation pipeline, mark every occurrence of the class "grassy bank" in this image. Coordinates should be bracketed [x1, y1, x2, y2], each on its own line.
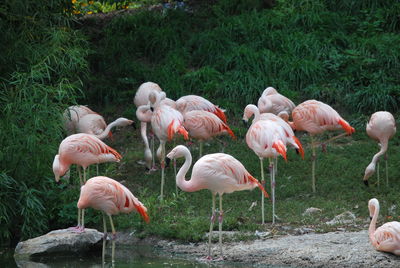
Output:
[66, 118, 400, 242]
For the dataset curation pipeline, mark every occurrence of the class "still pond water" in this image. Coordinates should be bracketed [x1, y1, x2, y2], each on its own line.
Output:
[1, 245, 293, 268]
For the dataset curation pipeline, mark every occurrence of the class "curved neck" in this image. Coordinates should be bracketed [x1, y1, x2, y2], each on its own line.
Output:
[370, 141, 388, 167]
[140, 122, 150, 148]
[176, 148, 196, 192]
[369, 204, 379, 244]
[246, 104, 260, 122]
[96, 120, 119, 140]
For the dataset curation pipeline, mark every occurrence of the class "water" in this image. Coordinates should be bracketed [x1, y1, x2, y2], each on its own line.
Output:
[3, 245, 260, 268]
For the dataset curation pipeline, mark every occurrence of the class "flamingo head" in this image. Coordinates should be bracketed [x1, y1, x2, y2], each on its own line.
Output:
[52, 155, 67, 183]
[363, 163, 375, 186]
[166, 145, 188, 160]
[115, 117, 134, 127]
[368, 198, 379, 219]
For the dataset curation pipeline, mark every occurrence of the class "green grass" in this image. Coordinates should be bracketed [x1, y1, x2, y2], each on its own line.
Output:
[74, 118, 400, 242]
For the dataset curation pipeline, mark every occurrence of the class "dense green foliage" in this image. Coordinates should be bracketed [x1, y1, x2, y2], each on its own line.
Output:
[84, 0, 400, 114]
[0, 0, 89, 242]
[1, 0, 400, 245]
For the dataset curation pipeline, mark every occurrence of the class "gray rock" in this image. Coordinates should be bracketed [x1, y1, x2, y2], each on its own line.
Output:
[326, 211, 356, 225]
[14, 228, 103, 259]
[302, 207, 322, 216]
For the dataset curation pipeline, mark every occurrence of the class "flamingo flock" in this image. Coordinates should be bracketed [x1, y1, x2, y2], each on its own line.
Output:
[51, 82, 399, 262]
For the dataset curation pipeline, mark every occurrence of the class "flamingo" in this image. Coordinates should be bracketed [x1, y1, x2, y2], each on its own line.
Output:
[77, 176, 149, 263]
[166, 145, 268, 260]
[364, 112, 396, 187]
[243, 104, 304, 159]
[245, 118, 288, 224]
[289, 100, 355, 192]
[183, 110, 236, 157]
[63, 105, 97, 135]
[76, 114, 133, 140]
[151, 95, 189, 200]
[257, 87, 295, 119]
[368, 198, 400, 255]
[52, 133, 122, 231]
[134, 82, 164, 171]
[176, 95, 227, 123]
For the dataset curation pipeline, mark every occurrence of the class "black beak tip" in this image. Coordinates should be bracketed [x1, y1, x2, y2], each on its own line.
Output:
[56, 180, 61, 185]
[369, 216, 372, 220]
[364, 180, 369, 187]
[165, 157, 171, 167]
[242, 120, 248, 127]
[150, 107, 154, 112]
[295, 148, 299, 155]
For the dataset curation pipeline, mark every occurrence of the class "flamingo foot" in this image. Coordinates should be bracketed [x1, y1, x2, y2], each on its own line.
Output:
[69, 226, 85, 233]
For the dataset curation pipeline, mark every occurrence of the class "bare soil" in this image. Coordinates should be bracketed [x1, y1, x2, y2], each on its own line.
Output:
[118, 230, 400, 267]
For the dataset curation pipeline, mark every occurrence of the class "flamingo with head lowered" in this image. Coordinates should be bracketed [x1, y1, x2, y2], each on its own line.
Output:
[167, 145, 268, 260]
[289, 100, 355, 192]
[52, 133, 122, 232]
[364, 111, 396, 187]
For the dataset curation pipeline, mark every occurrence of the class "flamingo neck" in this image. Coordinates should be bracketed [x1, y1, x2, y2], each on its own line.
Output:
[369, 204, 379, 245]
[96, 120, 120, 140]
[370, 141, 388, 168]
[176, 148, 197, 192]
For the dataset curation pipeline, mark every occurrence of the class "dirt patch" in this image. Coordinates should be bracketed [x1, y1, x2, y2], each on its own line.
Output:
[117, 230, 400, 267]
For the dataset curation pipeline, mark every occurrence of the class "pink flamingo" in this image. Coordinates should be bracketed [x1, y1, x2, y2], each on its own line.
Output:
[368, 198, 400, 255]
[364, 112, 396, 187]
[166, 145, 268, 260]
[151, 95, 189, 200]
[257, 87, 295, 119]
[243, 104, 304, 159]
[63, 105, 97, 135]
[52, 133, 122, 231]
[76, 114, 133, 140]
[134, 82, 164, 171]
[176, 95, 227, 123]
[245, 118, 287, 224]
[289, 100, 355, 192]
[183, 110, 236, 157]
[78, 176, 149, 263]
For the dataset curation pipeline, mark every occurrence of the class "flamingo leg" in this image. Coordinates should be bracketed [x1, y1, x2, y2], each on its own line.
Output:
[150, 125, 156, 169]
[260, 158, 265, 224]
[102, 213, 107, 264]
[160, 142, 166, 201]
[199, 141, 203, 158]
[274, 157, 278, 176]
[377, 161, 380, 187]
[269, 158, 276, 224]
[207, 193, 216, 259]
[96, 164, 99, 176]
[385, 153, 388, 186]
[108, 215, 116, 264]
[311, 136, 316, 193]
[218, 194, 224, 260]
[173, 140, 178, 195]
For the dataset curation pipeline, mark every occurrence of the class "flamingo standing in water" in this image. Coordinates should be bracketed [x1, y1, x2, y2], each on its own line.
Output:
[364, 111, 396, 187]
[78, 176, 149, 263]
[183, 110, 235, 157]
[52, 133, 122, 231]
[166, 145, 268, 260]
[134, 82, 164, 171]
[176, 95, 227, 123]
[257, 87, 295, 120]
[245, 118, 287, 224]
[368, 198, 400, 255]
[151, 94, 189, 200]
[289, 100, 355, 192]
